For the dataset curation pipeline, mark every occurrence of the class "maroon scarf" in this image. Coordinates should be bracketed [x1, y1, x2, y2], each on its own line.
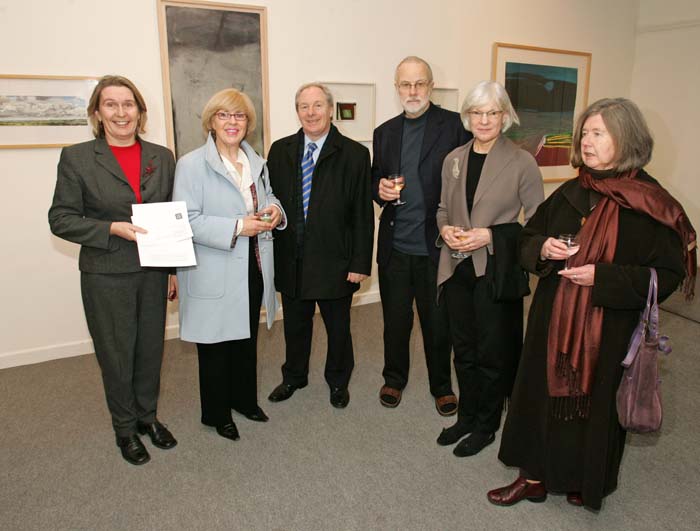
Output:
[547, 168, 697, 418]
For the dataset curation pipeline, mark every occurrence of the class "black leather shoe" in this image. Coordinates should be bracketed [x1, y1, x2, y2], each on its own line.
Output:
[116, 434, 150, 465]
[236, 406, 269, 422]
[453, 431, 495, 457]
[137, 420, 177, 449]
[437, 420, 474, 446]
[330, 387, 350, 408]
[268, 382, 306, 402]
[215, 422, 240, 441]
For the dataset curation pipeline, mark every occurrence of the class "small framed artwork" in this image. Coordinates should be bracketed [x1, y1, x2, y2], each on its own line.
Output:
[492, 42, 592, 182]
[336, 102, 356, 121]
[0, 75, 98, 149]
[323, 82, 375, 141]
[157, 0, 270, 157]
[431, 87, 460, 112]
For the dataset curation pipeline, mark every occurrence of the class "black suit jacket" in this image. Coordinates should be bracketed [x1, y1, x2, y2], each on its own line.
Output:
[49, 138, 176, 273]
[372, 103, 470, 266]
[268, 124, 374, 300]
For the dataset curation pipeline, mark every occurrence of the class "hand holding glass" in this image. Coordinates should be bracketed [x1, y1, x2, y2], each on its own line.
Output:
[258, 211, 274, 240]
[558, 233, 580, 269]
[451, 226, 469, 259]
[387, 174, 406, 205]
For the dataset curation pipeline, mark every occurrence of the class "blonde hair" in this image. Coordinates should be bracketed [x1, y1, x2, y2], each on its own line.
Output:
[87, 75, 148, 138]
[201, 88, 257, 139]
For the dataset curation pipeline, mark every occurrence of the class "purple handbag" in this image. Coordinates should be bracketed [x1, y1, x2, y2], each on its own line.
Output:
[616, 268, 672, 434]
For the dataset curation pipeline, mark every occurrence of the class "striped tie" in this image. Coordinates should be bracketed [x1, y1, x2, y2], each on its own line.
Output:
[301, 142, 317, 220]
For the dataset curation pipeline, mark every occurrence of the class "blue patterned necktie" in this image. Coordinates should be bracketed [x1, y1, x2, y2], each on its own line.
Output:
[301, 142, 317, 220]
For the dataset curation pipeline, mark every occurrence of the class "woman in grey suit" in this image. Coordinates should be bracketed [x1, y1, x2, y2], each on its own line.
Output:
[174, 89, 284, 441]
[49, 75, 177, 466]
[435, 81, 544, 456]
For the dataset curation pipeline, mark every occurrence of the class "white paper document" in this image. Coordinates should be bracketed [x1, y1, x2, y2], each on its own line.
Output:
[131, 201, 197, 267]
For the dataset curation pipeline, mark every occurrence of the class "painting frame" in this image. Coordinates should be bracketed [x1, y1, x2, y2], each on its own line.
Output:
[322, 82, 376, 142]
[492, 42, 592, 182]
[157, 0, 270, 158]
[0, 74, 99, 149]
[431, 87, 460, 113]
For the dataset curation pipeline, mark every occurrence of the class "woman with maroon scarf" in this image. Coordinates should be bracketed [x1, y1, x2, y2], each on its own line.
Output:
[487, 98, 696, 510]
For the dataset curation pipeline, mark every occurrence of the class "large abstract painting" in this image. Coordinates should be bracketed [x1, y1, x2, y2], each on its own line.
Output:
[157, 0, 269, 158]
[492, 43, 591, 182]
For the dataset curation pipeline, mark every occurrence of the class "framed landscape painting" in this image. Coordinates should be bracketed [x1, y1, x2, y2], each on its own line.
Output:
[492, 42, 591, 182]
[0, 75, 98, 149]
[157, 0, 270, 158]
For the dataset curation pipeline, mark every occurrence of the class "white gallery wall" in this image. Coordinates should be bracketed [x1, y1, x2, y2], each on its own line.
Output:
[630, 0, 700, 238]
[0, 0, 652, 367]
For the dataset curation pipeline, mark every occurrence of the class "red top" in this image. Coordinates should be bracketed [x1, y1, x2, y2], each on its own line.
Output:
[110, 142, 142, 203]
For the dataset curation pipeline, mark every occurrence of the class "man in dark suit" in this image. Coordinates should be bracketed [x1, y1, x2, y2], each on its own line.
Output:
[372, 56, 471, 415]
[267, 83, 374, 408]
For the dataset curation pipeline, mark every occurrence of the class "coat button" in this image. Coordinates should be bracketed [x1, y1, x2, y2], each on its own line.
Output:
[389, 221, 394, 227]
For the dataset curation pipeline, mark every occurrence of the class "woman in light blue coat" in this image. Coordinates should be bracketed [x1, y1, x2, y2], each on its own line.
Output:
[174, 89, 285, 441]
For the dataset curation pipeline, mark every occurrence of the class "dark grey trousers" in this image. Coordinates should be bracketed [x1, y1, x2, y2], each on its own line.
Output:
[81, 270, 168, 437]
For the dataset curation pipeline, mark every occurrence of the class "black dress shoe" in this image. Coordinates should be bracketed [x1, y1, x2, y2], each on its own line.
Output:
[453, 431, 495, 457]
[330, 387, 349, 408]
[137, 420, 177, 449]
[215, 422, 240, 441]
[436, 420, 474, 446]
[116, 434, 150, 465]
[268, 382, 306, 402]
[237, 406, 269, 422]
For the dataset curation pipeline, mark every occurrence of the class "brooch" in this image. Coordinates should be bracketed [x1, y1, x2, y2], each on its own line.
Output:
[451, 158, 460, 178]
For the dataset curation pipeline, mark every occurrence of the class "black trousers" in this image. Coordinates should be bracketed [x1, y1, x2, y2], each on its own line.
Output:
[81, 270, 168, 437]
[379, 250, 453, 397]
[196, 250, 263, 427]
[444, 257, 522, 433]
[280, 291, 354, 390]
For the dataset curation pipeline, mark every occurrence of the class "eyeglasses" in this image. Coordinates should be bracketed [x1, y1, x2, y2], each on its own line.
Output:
[215, 111, 248, 122]
[467, 110, 504, 120]
[397, 80, 431, 91]
[102, 100, 137, 112]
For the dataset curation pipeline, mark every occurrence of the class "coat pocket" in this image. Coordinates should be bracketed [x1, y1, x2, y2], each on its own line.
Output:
[186, 245, 227, 299]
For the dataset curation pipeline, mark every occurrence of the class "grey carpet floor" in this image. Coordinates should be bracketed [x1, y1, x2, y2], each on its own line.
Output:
[1, 301, 699, 531]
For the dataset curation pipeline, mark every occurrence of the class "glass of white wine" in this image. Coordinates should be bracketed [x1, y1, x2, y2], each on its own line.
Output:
[258, 211, 274, 240]
[451, 225, 469, 259]
[558, 233, 580, 269]
[387, 174, 406, 205]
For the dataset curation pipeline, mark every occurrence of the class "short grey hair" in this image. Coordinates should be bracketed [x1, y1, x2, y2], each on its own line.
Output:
[571, 98, 653, 171]
[294, 82, 334, 110]
[394, 56, 434, 83]
[460, 81, 519, 133]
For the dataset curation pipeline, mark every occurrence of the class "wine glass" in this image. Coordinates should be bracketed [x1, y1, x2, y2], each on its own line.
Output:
[258, 211, 274, 240]
[558, 233, 580, 269]
[387, 174, 406, 205]
[451, 226, 469, 259]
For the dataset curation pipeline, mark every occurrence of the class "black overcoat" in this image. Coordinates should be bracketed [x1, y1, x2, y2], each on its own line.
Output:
[498, 171, 685, 510]
[267, 125, 374, 300]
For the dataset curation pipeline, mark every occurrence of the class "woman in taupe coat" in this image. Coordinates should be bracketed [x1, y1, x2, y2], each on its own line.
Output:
[435, 81, 544, 456]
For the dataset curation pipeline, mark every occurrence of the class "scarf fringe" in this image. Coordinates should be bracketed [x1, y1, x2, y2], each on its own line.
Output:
[552, 351, 591, 420]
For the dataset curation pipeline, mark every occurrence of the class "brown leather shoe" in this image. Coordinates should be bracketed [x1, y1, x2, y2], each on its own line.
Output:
[566, 492, 583, 506]
[487, 476, 547, 506]
[379, 386, 402, 408]
[435, 394, 458, 416]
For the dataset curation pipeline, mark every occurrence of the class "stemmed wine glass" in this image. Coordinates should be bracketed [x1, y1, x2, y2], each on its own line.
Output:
[387, 174, 406, 205]
[558, 233, 580, 269]
[258, 211, 274, 240]
[451, 226, 469, 259]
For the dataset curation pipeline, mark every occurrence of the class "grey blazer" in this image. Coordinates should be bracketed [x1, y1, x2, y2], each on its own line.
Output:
[49, 138, 176, 273]
[436, 135, 544, 288]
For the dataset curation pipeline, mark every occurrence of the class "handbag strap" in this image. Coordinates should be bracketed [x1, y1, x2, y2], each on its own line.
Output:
[621, 268, 658, 367]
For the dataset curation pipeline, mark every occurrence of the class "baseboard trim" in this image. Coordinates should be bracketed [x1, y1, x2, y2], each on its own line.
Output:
[0, 290, 381, 370]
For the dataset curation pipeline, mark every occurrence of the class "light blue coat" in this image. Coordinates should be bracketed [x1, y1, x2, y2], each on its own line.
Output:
[174, 135, 284, 343]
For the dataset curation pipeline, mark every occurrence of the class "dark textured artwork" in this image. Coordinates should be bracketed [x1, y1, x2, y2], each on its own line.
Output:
[504, 62, 577, 166]
[165, 6, 264, 157]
